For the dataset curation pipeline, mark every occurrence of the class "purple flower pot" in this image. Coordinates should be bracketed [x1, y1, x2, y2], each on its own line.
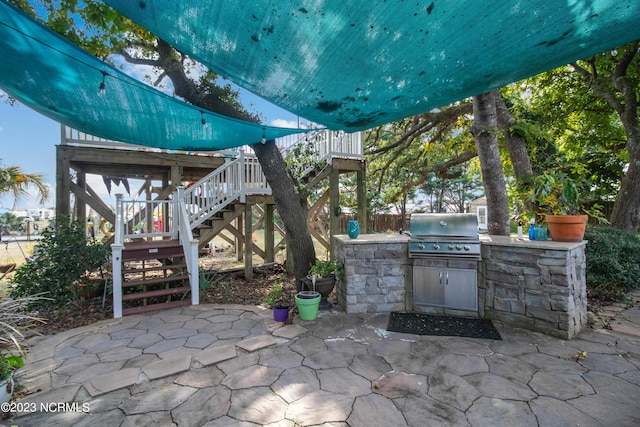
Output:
[273, 305, 290, 322]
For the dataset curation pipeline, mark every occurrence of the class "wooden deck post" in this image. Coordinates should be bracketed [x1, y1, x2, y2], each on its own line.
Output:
[76, 170, 86, 223]
[55, 145, 71, 219]
[329, 167, 340, 258]
[357, 164, 368, 233]
[244, 203, 253, 280]
[264, 203, 275, 263]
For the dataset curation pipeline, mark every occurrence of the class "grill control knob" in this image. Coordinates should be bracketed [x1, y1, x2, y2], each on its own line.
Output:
[455, 245, 462, 250]
[464, 245, 470, 251]
[432, 244, 440, 250]
[418, 244, 425, 250]
[448, 244, 455, 250]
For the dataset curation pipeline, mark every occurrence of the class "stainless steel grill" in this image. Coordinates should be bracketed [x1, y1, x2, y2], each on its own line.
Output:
[408, 213, 481, 260]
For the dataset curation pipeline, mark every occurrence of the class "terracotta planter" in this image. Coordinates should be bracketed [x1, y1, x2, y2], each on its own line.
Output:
[545, 214, 588, 242]
[74, 281, 105, 299]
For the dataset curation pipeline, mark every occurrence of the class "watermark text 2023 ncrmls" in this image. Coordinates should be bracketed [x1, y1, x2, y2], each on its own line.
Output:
[1, 401, 90, 414]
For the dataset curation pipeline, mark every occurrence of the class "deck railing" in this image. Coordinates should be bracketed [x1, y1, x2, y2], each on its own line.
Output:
[112, 152, 271, 243]
[182, 151, 271, 229]
[63, 125, 363, 164]
[277, 130, 363, 160]
[113, 197, 175, 243]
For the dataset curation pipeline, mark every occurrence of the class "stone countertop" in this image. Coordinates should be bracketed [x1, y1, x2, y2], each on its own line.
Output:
[334, 233, 409, 244]
[334, 233, 587, 250]
[480, 234, 587, 250]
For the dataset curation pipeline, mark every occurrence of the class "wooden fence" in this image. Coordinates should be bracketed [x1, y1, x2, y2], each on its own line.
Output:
[339, 214, 409, 234]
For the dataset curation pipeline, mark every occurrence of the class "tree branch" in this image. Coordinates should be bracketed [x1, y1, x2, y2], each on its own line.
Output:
[120, 49, 160, 68]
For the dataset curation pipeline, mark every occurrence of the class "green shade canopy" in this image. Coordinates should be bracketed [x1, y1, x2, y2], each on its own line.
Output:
[0, 1, 308, 151]
[107, 0, 640, 131]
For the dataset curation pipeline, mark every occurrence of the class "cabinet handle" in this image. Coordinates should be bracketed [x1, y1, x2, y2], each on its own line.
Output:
[439, 271, 443, 284]
[445, 272, 449, 285]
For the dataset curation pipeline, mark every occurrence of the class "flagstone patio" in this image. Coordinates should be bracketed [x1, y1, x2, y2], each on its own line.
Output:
[7, 297, 640, 426]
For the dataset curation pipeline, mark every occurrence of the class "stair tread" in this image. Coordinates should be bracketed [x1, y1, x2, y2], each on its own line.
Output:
[124, 239, 181, 250]
[124, 263, 188, 274]
[122, 239, 185, 262]
[123, 274, 189, 287]
[122, 286, 191, 301]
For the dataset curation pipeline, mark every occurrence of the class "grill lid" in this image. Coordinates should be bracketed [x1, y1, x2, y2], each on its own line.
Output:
[409, 213, 479, 239]
[409, 213, 481, 259]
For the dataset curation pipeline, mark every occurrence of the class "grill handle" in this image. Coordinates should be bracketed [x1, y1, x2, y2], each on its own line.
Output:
[438, 272, 449, 285]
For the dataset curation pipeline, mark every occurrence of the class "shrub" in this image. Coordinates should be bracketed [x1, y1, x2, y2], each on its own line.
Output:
[308, 259, 344, 279]
[584, 225, 640, 301]
[0, 297, 47, 380]
[10, 218, 110, 308]
[261, 275, 284, 307]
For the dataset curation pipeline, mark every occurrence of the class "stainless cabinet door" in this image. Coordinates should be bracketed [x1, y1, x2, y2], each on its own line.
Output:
[413, 266, 444, 306]
[443, 268, 477, 310]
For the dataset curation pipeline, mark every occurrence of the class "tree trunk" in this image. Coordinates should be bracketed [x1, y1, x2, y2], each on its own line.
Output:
[472, 91, 510, 235]
[610, 135, 640, 231]
[252, 141, 316, 282]
[608, 59, 640, 231]
[495, 93, 534, 179]
[495, 92, 536, 217]
[573, 42, 640, 231]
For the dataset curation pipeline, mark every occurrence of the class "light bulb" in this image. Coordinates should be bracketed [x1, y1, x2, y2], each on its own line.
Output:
[261, 128, 267, 144]
[98, 71, 107, 98]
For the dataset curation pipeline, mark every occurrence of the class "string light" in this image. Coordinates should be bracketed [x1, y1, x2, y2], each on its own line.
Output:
[98, 71, 107, 97]
[261, 128, 266, 144]
[0, 15, 316, 150]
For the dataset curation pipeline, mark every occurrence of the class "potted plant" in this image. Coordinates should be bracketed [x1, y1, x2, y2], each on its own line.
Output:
[295, 287, 321, 321]
[529, 170, 607, 242]
[301, 259, 344, 309]
[0, 297, 46, 404]
[0, 354, 23, 404]
[262, 275, 289, 322]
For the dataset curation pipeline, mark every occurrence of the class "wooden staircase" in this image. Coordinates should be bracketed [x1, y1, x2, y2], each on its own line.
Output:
[193, 203, 243, 251]
[120, 239, 192, 315]
[110, 131, 364, 318]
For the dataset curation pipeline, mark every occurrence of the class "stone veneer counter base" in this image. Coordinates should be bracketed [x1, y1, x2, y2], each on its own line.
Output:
[479, 235, 587, 339]
[334, 234, 587, 339]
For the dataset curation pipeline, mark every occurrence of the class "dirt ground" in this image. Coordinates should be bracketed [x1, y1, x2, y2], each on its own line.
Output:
[0, 247, 302, 336]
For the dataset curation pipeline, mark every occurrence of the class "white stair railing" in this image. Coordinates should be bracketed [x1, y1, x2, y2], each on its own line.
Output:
[176, 186, 199, 307]
[277, 130, 363, 176]
[111, 151, 273, 244]
[183, 151, 271, 229]
[111, 194, 125, 318]
[120, 198, 175, 240]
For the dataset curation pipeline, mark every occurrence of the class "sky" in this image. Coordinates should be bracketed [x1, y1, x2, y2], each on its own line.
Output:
[0, 88, 307, 211]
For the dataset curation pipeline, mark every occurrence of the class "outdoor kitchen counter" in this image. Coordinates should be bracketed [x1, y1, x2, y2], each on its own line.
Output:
[335, 233, 409, 244]
[479, 235, 588, 339]
[480, 234, 586, 250]
[334, 233, 588, 339]
[334, 234, 410, 315]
